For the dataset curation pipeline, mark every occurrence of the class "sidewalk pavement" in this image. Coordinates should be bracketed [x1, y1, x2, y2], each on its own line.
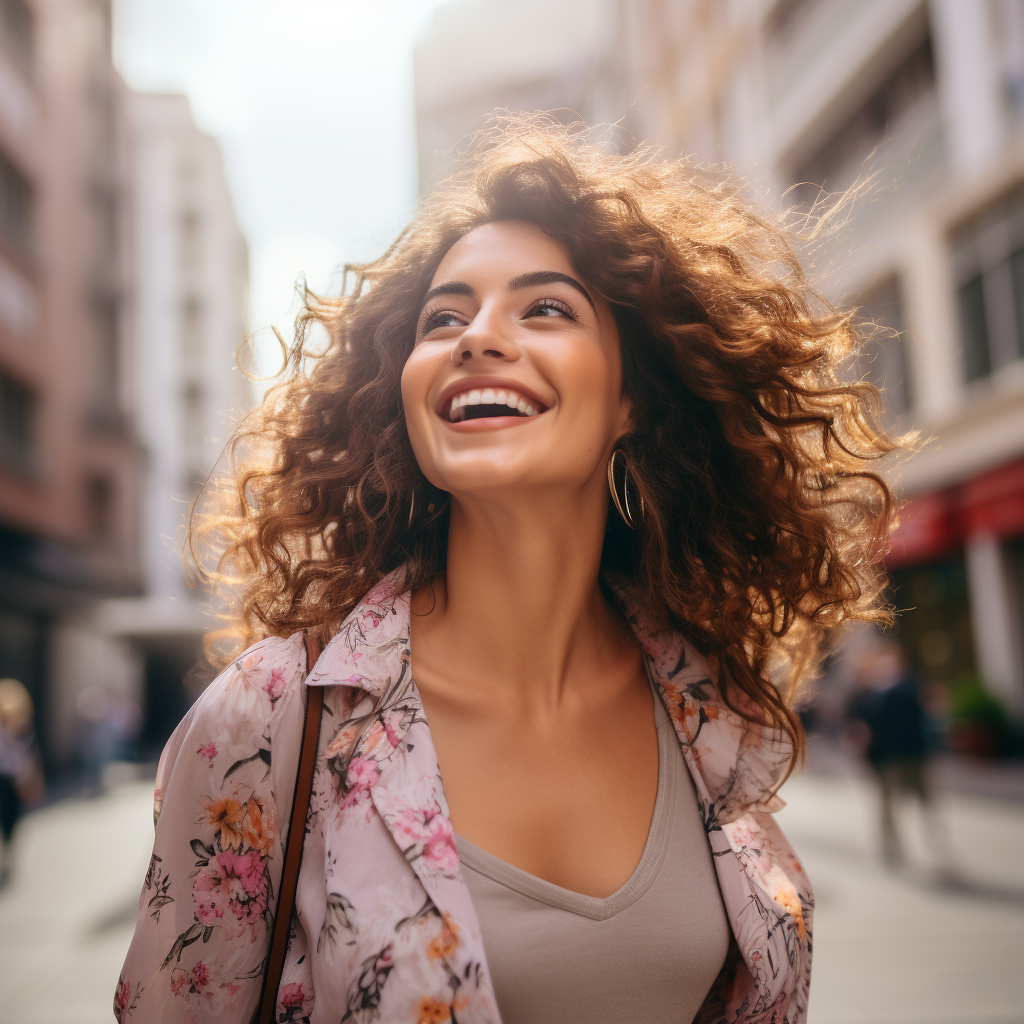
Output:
[0, 777, 155, 1024]
[0, 766, 1022, 1023]
[776, 771, 1024, 1024]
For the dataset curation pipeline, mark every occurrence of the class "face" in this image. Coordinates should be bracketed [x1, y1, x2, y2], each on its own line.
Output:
[401, 220, 630, 503]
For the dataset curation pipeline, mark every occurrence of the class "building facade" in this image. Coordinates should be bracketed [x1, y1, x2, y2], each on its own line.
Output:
[100, 92, 251, 757]
[414, 0, 623, 189]
[0, 1, 250, 773]
[415, 0, 1024, 721]
[0, 0, 143, 772]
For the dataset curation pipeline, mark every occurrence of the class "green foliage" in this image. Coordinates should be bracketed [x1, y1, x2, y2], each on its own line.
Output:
[946, 673, 1010, 726]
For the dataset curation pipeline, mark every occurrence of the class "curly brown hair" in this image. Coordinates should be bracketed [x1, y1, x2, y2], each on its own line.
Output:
[192, 119, 907, 769]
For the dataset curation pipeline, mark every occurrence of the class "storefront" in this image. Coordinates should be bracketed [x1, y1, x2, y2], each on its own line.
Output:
[888, 455, 1024, 720]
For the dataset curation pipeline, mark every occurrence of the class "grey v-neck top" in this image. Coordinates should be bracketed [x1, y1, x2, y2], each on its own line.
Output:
[455, 687, 731, 1024]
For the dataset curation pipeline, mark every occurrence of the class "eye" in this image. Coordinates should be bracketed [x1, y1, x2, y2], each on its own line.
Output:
[524, 298, 578, 321]
[419, 308, 467, 337]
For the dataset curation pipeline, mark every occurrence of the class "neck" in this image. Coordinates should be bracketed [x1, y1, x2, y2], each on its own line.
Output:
[416, 477, 628, 709]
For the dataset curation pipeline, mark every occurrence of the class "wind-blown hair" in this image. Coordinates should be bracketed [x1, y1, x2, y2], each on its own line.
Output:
[192, 118, 907, 770]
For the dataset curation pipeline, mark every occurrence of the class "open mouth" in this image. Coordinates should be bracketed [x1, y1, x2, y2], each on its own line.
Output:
[442, 387, 547, 423]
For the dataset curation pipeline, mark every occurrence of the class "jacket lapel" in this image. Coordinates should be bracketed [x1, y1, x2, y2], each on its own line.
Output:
[609, 578, 811, 1019]
[307, 572, 500, 1022]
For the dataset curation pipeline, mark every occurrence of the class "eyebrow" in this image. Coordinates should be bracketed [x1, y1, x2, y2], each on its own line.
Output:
[419, 270, 596, 313]
[420, 281, 475, 306]
[508, 271, 596, 311]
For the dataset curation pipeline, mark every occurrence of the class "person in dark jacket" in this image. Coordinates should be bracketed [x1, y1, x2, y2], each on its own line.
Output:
[848, 640, 943, 866]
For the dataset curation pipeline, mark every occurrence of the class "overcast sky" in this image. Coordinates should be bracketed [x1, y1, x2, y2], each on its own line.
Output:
[112, 0, 443, 346]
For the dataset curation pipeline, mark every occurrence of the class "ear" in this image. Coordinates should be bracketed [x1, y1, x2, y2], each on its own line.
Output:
[614, 394, 634, 441]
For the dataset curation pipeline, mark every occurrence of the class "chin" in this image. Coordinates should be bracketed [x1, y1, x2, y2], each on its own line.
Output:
[433, 463, 538, 497]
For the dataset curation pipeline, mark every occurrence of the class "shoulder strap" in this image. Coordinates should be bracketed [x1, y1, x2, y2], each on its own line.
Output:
[255, 631, 325, 1024]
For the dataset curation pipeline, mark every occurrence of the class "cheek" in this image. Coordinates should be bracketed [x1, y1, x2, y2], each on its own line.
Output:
[400, 347, 434, 437]
[546, 338, 623, 433]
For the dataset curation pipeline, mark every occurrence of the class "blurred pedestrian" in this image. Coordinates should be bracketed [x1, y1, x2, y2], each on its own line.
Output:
[77, 685, 142, 793]
[0, 677, 44, 887]
[847, 640, 947, 867]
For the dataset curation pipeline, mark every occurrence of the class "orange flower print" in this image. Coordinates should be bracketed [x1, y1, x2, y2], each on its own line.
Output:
[236, 650, 264, 682]
[426, 914, 460, 961]
[325, 723, 359, 759]
[774, 888, 806, 939]
[243, 795, 278, 854]
[361, 720, 386, 757]
[202, 796, 246, 850]
[416, 997, 451, 1024]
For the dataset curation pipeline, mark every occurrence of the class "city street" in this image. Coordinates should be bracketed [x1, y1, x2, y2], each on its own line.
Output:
[0, 765, 1021, 1023]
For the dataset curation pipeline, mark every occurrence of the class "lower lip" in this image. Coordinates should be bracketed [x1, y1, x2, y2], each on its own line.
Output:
[441, 413, 543, 432]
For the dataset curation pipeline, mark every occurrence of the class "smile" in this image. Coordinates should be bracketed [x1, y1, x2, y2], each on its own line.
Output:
[442, 386, 546, 423]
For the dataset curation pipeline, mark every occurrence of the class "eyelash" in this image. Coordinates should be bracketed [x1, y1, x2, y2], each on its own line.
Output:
[528, 298, 578, 321]
[418, 308, 465, 335]
[417, 298, 579, 337]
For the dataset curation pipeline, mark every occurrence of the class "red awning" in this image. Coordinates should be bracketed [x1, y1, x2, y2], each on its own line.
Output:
[957, 456, 1024, 538]
[887, 491, 956, 569]
[887, 454, 1024, 568]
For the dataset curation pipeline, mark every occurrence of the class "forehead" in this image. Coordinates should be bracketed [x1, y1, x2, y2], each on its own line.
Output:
[429, 220, 576, 288]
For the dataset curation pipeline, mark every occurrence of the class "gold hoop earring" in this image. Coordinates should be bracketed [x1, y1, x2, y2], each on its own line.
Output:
[408, 489, 447, 529]
[607, 449, 644, 530]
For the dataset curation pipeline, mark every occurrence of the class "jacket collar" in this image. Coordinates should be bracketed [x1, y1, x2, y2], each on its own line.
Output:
[305, 570, 411, 702]
[306, 568, 791, 822]
[605, 572, 791, 819]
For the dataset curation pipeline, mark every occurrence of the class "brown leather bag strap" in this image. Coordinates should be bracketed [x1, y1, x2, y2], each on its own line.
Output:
[255, 631, 325, 1024]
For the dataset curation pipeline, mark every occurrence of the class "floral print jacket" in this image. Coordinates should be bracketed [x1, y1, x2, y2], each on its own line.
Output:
[117, 572, 812, 1024]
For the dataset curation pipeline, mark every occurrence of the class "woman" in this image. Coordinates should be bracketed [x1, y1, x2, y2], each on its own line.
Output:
[117, 121, 899, 1024]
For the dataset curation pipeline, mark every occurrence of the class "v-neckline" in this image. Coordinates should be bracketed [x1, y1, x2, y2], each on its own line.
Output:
[454, 685, 678, 921]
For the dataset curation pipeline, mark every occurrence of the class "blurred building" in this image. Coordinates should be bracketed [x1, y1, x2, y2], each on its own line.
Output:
[0, 0, 143, 772]
[98, 94, 251, 758]
[415, 0, 1024, 722]
[0, 0, 249, 774]
[415, 0, 624, 189]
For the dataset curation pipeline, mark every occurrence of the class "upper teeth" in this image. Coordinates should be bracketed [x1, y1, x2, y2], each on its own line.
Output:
[446, 388, 540, 421]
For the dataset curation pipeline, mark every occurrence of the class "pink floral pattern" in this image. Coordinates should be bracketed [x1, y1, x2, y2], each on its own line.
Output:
[117, 569, 812, 1023]
[193, 849, 269, 937]
[196, 742, 217, 768]
[394, 802, 460, 875]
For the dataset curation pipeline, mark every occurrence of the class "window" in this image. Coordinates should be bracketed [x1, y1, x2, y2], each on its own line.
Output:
[952, 187, 1024, 383]
[92, 189, 118, 268]
[855, 276, 912, 421]
[181, 379, 205, 449]
[958, 275, 990, 381]
[766, 0, 823, 43]
[995, 0, 1024, 119]
[84, 475, 114, 540]
[180, 467, 206, 501]
[180, 297, 203, 359]
[179, 209, 201, 273]
[0, 147, 31, 257]
[0, 368, 32, 471]
[1, 0, 32, 66]
[792, 32, 936, 199]
[94, 299, 119, 405]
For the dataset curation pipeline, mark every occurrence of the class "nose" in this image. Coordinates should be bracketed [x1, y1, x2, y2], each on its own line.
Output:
[450, 305, 522, 366]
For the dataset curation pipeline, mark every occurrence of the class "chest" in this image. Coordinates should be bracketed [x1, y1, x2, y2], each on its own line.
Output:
[454, 722, 731, 1024]
[417, 674, 660, 898]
